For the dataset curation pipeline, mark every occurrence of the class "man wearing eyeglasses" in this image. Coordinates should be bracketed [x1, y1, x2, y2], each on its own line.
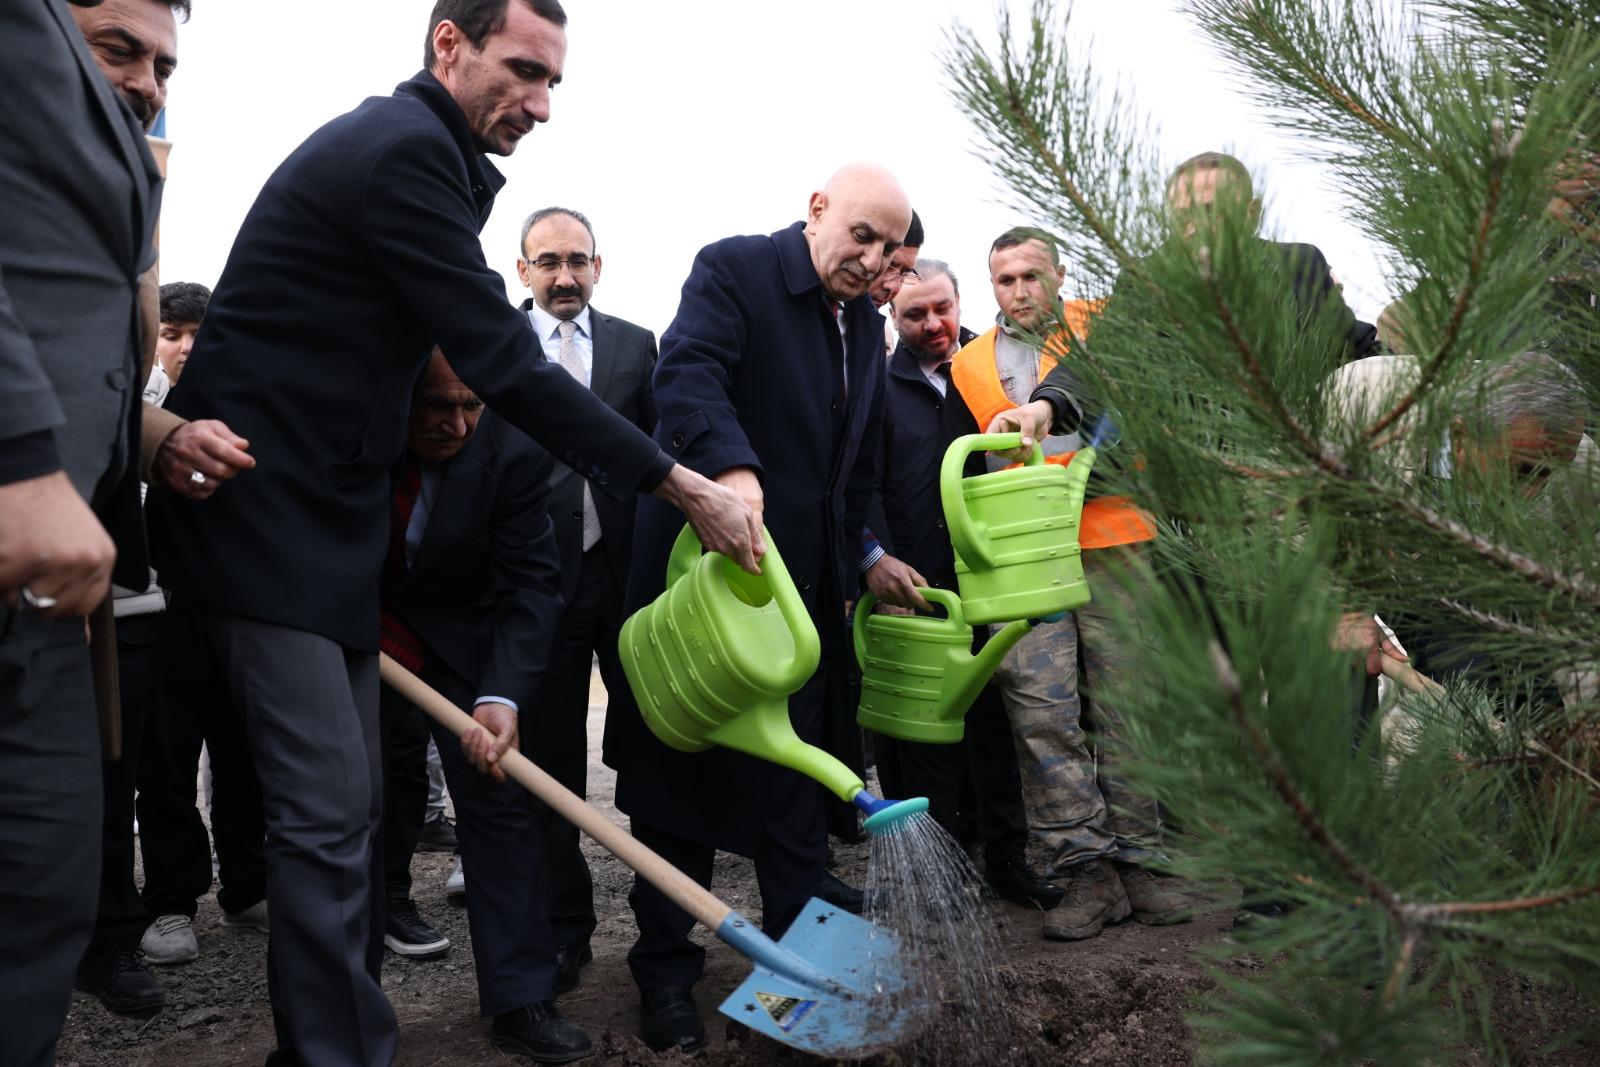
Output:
[870, 210, 923, 357]
[512, 205, 658, 995]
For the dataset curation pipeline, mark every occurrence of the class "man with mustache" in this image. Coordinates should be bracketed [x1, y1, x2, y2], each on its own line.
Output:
[144, 1, 758, 1063]
[867, 260, 1061, 910]
[376, 351, 592, 1061]
[510, 206, 659, 995]
[601, 162, 919, 1053]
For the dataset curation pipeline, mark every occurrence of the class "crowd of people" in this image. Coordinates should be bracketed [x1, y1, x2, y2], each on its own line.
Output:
[3, 1, 1595, 1067]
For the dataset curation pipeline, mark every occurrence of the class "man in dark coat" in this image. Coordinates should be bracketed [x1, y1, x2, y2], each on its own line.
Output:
[601, 163, 915, 1053]
[145, 4, 756, 1063]
[378, 352, 591, 1061]
[512, 207, 657, 983]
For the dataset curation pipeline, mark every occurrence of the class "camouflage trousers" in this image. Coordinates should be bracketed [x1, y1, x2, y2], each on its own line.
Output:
[987, 545, 1163, 877]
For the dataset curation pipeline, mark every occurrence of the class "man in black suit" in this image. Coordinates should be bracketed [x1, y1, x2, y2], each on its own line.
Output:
[512, 206, 656, 990]
[0, 1, 164, 1062]
[144, 3, 758, 1063]
[378, 351, 591, 1061]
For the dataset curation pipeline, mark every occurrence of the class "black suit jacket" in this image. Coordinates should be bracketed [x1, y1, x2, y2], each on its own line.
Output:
[385, 413, 563, 712]
[0, 0, 162, 587]
[518, 300, 657, 604]
[871, 329, 979, 589]
[149, 70, 669, 651]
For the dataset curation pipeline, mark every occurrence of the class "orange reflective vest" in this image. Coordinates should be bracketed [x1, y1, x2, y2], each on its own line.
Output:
[949, 311, 1156, 550]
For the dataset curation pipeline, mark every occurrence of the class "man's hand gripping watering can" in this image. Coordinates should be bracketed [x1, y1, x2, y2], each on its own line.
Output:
[941, 432, 1098, 625]
[618, 525, 928, 831]
[380, 655, 922, 1058]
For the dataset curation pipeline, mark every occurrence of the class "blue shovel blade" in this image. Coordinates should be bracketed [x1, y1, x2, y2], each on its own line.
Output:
[717, 897, 921, 1058]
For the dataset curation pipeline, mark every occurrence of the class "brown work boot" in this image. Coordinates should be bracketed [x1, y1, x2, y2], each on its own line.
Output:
[1115, 862, 1192, 925]
[1041, 859, 1131, 941]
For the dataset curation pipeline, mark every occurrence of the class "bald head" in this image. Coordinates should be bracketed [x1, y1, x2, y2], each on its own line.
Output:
[804, 163, 913, 302]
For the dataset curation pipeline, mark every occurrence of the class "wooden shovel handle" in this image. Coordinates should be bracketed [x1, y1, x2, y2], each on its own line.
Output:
[1379, 655, 1448, 699]
[378, 653, 732, 935]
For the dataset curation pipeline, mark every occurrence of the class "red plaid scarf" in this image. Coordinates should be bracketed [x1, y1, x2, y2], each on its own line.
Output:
[380, 454, 426, 672]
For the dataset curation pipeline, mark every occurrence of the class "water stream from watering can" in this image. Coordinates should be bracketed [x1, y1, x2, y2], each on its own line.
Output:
[862, 811, 1016, 1064]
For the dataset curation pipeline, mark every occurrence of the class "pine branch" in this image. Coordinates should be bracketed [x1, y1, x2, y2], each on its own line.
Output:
[1198, 248, 1345, 473]
[1404, 882, 1600, 921]
[1208, 641, 1404, 918]
[1363, 125, 1513, 444]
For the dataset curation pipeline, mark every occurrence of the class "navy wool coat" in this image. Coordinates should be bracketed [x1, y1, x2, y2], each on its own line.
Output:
[602, 221, 887, 853]
[149, 71, 669, 651]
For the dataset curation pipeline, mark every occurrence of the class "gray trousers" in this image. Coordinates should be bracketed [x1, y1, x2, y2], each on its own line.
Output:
[0, 608, 102, 1067]
[206, 609, 397, 1067]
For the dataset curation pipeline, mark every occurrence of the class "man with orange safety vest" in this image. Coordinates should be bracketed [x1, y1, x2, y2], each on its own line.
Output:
[948, 227, 1190, 942]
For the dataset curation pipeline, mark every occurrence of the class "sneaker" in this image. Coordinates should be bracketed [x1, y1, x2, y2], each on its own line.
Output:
[140, 914, 199, 965]
[445, 858, 466, 900]
[221, 900, 270, 934]
[75, 943, 167, 1015]
[1041, 859, 1131, 941]
[1115, 862, 1192, 925]
[384, 898, 450, 958]
[417, 814, 459, 853]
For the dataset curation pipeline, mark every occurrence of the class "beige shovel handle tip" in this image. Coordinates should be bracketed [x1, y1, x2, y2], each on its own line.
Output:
[1379, 655, 1448, 699]
[377, 653, 732, 934]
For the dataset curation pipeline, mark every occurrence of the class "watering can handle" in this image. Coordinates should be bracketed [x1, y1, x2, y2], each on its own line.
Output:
[851, 587, 965, 667]
[940, 433, 1043, 571]
[665, 524, 821, 687]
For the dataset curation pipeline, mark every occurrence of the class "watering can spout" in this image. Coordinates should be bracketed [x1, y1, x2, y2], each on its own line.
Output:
[960, 618, 1034, 707]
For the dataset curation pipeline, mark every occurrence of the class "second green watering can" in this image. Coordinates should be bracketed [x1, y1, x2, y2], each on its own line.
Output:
[941, 433, 1097, 625]
[854, 587, 1032, 744]
[619, 526, 928, 833]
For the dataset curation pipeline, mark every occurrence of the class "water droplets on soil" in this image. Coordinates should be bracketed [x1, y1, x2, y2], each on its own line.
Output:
[863, 810, 1016, 1064]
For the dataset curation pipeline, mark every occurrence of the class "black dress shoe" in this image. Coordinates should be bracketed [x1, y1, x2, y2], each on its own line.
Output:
[554, 942, 593, 995]
[640, 986, 706, 1054]
[815, 871, 865, 915]
[491, 1001, 593, 1064]
[75, 942, 167, 1015]
[986, 853, 1065, 910]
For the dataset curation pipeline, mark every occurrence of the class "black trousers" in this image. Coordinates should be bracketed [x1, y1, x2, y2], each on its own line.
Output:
[379, 693, 432, 901]
[873, 680, 1028, 868]
[137, 599, 266, 919]
[0, 608, 102, 1067]
[524, 545, 625, 948]
[381, 653, 559, 1015]
[83, 614, 157, 961]
[207, 608, 395, 1066]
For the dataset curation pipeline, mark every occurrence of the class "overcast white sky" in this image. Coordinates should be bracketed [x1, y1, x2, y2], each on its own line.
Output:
[157, 0, 1396, 334]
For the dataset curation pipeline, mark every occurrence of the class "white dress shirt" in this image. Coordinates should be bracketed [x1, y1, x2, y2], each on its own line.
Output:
[527, 302, 595, 380]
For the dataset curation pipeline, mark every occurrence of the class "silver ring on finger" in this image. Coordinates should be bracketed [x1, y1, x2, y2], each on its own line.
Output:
[20, 586, 58, 611]
[190, 470, 207, 486]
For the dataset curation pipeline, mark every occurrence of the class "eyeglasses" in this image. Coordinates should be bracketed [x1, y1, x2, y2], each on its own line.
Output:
[887, 267, 920, 282]
[526, 255, 595, 277]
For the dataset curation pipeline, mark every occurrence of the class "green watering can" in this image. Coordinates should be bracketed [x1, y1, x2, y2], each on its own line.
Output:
[619, 526, 927, 833]
[854, 587, 1033, 744]
[941, 433, 1097, 625]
